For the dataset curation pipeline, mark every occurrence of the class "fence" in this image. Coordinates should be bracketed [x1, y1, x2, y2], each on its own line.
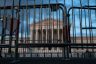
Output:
[0, 0, 96, 64]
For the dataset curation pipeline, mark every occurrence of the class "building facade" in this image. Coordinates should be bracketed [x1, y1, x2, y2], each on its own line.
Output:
[30, 18, 64, 53]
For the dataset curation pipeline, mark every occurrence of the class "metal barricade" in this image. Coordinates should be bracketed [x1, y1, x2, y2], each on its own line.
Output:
[68, 4, 96, 58]
[0, 0, 96, 64]
[0, 0, 69, 59]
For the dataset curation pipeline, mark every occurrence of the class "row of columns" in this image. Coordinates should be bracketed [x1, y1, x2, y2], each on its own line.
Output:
[30, 29, 63, 44]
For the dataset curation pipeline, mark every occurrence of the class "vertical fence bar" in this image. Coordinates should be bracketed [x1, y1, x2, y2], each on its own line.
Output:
[15, 0, 21, 58]
[9, 0, 14, 54]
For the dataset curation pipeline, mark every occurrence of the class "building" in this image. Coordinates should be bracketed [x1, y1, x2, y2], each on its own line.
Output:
[30, 18, 64, 54]
[1, 18, 96, 57]
[30, 18, 96, 55]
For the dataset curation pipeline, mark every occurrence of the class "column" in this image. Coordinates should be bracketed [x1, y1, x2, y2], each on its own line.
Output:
[35, 29, 38, 43]
[46, 27, 47, 43]
[42, 29, 43, 43]
[58, 26, 60, 43]
[52, 26, 53, 44]
[30, 30, 33, 43]
[35, 29, 38, 52]
[62, 27, 63, 43]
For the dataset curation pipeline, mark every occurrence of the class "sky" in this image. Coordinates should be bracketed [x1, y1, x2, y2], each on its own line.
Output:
[0, 0, 96, 37]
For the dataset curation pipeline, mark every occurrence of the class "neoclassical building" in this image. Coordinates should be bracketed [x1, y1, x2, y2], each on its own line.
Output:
[1, 18, 96, 57]
[30, 18, 64, 53]
[30, 18, 96, 53]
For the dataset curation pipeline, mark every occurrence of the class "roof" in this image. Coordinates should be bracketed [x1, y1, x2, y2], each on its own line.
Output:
[30, 18, 63, 26]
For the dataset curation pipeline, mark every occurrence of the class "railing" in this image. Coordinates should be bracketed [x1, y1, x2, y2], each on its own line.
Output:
[0, 0, 96, 64]
[1, 52, 96, 59]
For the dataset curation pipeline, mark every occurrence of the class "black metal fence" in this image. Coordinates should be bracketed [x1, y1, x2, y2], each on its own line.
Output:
[0, 0, 96, 64]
